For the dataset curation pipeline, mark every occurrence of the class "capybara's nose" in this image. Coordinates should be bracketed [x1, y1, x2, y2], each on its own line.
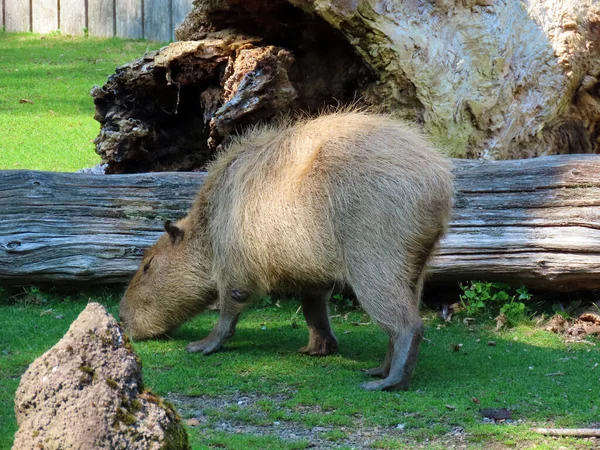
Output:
[118, 302, 130, 327]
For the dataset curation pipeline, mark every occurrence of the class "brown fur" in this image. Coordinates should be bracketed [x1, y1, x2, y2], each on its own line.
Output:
[120, 111, 454, 391]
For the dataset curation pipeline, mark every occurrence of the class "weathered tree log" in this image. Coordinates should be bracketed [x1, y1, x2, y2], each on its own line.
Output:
[1, 154, 599, 290]
[92, 0, 600, 172]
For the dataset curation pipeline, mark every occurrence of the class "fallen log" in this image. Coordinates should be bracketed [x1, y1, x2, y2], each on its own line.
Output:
[1, 154, 599, 290]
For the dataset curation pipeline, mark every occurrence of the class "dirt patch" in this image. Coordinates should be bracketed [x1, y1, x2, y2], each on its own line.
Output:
[168, 393, 471, 449]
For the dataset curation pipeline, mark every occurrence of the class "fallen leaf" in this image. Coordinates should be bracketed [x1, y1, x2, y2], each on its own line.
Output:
[445, 404, 456, 410]
[185, 418, 200, 427]
[494, 313, 507, 331]
[487, 341, 496, 346]
[20, 98, 34, 104]
[471, 397, 481, 404]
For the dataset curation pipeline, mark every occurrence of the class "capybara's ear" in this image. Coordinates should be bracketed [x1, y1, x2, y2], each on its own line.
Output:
[164, 220, 184, 244]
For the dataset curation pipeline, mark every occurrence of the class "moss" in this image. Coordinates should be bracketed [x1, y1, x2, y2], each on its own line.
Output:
[163, 415, 192, 450]
[100, 335, 113, 347]
[130, 399, 143, 412]
[163, 400, 183, 421]
[115, 407, 137, 426]
[32, 430, 39, 438]
[142, 389, 162, 405]
[79, 364, 94, 375]
[106, 378, 118, 389]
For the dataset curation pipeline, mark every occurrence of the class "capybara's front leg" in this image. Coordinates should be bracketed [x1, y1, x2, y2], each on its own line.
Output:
[360, 319, 424, 391]
[186, 289, 249, 355]
[298, 287, 338, 356]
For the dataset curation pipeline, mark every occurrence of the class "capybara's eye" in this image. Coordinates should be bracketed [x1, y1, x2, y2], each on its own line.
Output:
[143, 257, 153, 274]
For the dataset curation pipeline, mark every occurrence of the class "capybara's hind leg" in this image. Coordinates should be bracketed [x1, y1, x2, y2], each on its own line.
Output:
[350, 270, 423, 391]
[360, 318, 424, 391]
[187, 289, 250, 355]
[363, 338, 393, 378]
[298, 287, 338, 356]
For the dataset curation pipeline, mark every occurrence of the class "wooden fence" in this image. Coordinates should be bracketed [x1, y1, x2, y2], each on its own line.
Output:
[1, 0, 194, 41]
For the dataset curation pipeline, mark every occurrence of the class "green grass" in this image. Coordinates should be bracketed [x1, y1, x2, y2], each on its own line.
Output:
[1, 290, 599, 449]
[0, 32, 165, 171]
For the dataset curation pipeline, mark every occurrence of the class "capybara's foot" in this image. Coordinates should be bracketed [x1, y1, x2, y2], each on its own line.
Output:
[186, 337, 224, 355]
[361, 321, 423, 391]
[359, 376, 410, 391]
[298, 336, 338, 356]
[363, 365, 389, 378]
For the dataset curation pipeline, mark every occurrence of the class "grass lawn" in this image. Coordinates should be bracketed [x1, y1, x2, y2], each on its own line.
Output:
[1, 290, 599, 449]
[0, 32, 164, 172]
[1, 31, 599, 449]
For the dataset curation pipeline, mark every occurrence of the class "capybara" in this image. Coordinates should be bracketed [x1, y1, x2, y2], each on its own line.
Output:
[119, 111, 454, 391]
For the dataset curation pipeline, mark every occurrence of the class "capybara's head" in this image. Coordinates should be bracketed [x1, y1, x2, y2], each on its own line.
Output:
[119, 218, 216, 340]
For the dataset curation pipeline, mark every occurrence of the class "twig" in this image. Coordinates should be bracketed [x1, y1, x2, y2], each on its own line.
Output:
[565, 338, 596, 346]
[531, 428, 600, 437]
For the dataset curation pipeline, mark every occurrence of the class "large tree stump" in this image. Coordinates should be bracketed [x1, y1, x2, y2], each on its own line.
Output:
[91, 26, 371, 173]
[1, 155, 599, 290]
[92, 0, 600, 172]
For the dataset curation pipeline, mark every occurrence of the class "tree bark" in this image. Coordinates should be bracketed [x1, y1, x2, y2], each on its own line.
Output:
[92, 0, 600, 172]
[1, 155, 599, 290]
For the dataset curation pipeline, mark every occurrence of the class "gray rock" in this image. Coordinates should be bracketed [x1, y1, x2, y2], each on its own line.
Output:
[13, 302, 190, 450]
